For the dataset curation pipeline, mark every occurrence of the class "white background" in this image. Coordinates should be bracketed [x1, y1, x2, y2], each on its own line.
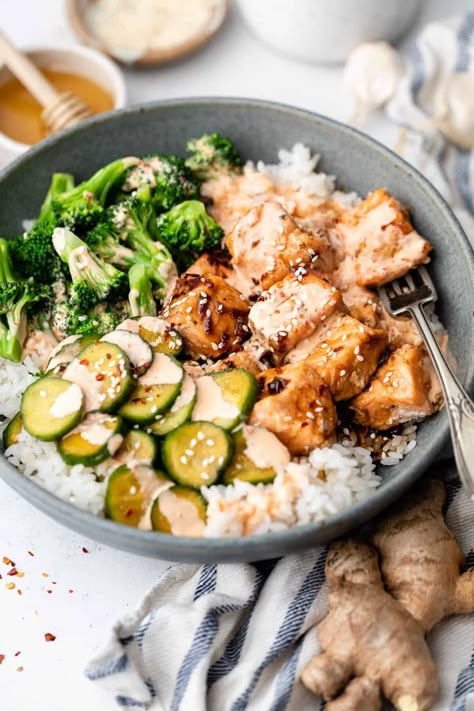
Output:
[0, 1, 469, 709]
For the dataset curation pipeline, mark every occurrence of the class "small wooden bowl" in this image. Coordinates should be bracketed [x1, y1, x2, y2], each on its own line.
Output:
[66, 0, 229, 66]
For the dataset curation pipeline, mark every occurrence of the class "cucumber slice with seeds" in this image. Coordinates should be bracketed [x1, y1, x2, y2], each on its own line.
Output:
[119, 317, 183, 356]
[115, 430, 157, 467]
[119, 353, 183, 425]
[105, 464, 172, 527]
[2, 412, 23, 449]
[101, 330, 153, 377]
[21, 377, 84, 441]
[151, 486, 207, 535]
[191, 369, 258, 431]
[223, 428, 278, 485]
[63, 341, 134, 413]
[162, 421, 233, 488]
[58, 412, 124, 466]
[150, 374, 197, 436]
[46, 333, 98, 375]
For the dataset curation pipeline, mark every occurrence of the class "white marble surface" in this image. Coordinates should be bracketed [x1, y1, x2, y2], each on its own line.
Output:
[0, 1, 468, 709]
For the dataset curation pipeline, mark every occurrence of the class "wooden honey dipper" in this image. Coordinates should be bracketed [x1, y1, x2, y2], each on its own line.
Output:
[0, 29, 92, 135]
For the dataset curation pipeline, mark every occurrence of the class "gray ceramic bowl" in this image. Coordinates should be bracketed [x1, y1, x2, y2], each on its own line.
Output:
[1, 98, 473, 562]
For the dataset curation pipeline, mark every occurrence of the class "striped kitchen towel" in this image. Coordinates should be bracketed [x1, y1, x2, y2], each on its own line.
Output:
[86, 467, 474, 711]
[386, 12, 474, 244]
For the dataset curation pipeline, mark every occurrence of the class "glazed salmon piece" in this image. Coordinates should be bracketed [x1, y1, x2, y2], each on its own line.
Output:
[351, 344, 435, 430]
[305, 313, 388, 401]
[184, 250, 234, 281]
[334, 189, 431, 288]
[224, 200, 331, 297]
[206, 348, 263, 376]
[249, 272, 342, 355]
[249, 362, 337, 455]
[162, 273, 249, 360]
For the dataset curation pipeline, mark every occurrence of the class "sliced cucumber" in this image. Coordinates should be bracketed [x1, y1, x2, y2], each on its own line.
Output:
[191, 369, 258, 431]
[119, 317, 183, 356]
[101, 330, 153, 377]
[162, 421, 233, 488]
[21, 377, 84, 441]
[150, 374, 197, 437]
[58, 412, 124, 466]
[2, 412, 23, 449]
[105, 464, 172, 528]
[115, 430, 157, 467]
[119, 353, 183, 424]
[223, 427, 279, 485]
[63, 341, 134, 413]
[46, 333, 97, 375]
[151, 485, 207, 536]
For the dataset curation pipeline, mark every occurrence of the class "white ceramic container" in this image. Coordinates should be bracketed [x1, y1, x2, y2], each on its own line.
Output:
[237, 0, 422, 64]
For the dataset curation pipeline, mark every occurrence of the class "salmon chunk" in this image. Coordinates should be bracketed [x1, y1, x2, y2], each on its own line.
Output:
[249, 272, 342, 355]
[225, 201, 330, 297]
[249, 362, 336, 455]
[162, 273, 249, 360]
[335, 189, 431, 288]
[185, 250, 234, 281]
[351, 345, 435, 430]
[305, 313, 388, 401]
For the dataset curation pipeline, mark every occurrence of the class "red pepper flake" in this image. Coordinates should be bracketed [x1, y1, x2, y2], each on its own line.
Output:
[0, 655, 4, 665]
[44, 633, 56, 642]
[82, 547, 89, 554]
[68, 589, 74, 594]
[47, 590, 52, 594]
[52, 581, 57, 585]
[27, 551, 34, 557]
[17, 590, 22, 596]
[7, 568, 18, 576]
[14, 651, 21, 657]
[95, 373, 105, 381]
[79, 359, 89, 366]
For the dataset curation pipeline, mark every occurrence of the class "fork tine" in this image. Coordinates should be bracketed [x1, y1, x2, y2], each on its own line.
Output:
[417, 265, 436, 295]
[404, 272, 416, 290]
[391, 279, 403, 296]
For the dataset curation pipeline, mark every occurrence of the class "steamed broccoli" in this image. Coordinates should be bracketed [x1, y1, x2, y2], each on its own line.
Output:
[156, 200, 224, 270]
[83, 216, 137, 269]
[8, 222, 63, 282]
[52, 158, 137, 231]
[0, 238, 45, 362]
[185, 133, 241, 181]
[122, 155, 199, 211]
[52, 227, 129, 309]
[128, 263, 157, 318]
[53, 299, 127, 339]
[38, 172, 75, 226]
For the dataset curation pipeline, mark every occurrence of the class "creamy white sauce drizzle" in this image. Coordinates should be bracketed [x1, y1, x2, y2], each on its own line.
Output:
[191, 376, 240, 422]
[243, 425, 291, 470]
[169, 374, 196, 413]
[155, 489, 205, 537]
[101, 330, 151, 370]
[49, 383, 83, 419]
[139, 353, 182, 386]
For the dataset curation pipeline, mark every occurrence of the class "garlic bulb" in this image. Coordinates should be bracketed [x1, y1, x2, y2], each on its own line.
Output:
[344, 41, 404, 123]
[432, 72, 474, 151]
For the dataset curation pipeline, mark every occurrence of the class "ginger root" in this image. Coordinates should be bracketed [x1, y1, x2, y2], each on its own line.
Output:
[301, 540, 438, 711]
[372, 479, 474, 631]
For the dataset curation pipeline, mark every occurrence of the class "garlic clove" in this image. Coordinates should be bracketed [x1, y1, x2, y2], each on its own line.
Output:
[344, 41, 404, 123]
[432, 72, 474, 151]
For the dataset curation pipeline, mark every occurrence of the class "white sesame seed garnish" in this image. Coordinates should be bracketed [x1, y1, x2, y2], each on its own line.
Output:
[180, 456, 187, 464]
[197, 432, 205, 441]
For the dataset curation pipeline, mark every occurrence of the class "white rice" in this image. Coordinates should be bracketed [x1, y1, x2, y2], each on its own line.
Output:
[0, 144, 426, 536]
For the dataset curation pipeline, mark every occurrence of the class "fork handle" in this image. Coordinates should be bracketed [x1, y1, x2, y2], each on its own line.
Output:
[409, 303, 474, 498]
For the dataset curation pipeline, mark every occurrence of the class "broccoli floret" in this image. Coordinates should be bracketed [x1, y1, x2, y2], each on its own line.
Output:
[52, 158, 137, 231]
[0, 238, 45, 362]
[185, 133, 241, 181]
[52, 227, 129, 308]
[108, 197, 177, 299]
[128, 263, 157, 318]
[53, 299, 127, 338]
[156, 200, 224, 270]
[38, 173, 75, 225]
[84, 215, 137, 269]
[8, 221, 64, 283]
[122, 155, 199, 211]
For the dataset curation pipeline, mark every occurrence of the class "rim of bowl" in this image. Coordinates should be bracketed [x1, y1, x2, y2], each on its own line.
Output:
[0, 96, 473, 560]
[0, 44, 127, 153]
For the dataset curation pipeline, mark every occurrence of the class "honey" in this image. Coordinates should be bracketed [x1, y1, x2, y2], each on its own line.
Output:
[0, 69, 114, 145]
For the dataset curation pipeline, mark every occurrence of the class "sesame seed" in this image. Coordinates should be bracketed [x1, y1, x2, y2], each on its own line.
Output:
[180, 456, 187, 464]
[197, 432, 205, 441]
[206, 439, 215, 446]
[354, 346, 360, 354]
[340, 369, 347, 376]
[356, 355, 364, 361]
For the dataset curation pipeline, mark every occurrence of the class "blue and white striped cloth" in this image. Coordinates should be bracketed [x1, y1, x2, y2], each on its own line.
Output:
[86, 467, 474, 711]
[86, 16, 474, 710]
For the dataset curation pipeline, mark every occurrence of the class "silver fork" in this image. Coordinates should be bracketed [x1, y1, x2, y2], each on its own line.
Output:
[378, 266, 474, 499]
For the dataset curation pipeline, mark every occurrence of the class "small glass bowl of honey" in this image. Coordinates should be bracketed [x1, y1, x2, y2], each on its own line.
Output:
[0, 45, 127, 166]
